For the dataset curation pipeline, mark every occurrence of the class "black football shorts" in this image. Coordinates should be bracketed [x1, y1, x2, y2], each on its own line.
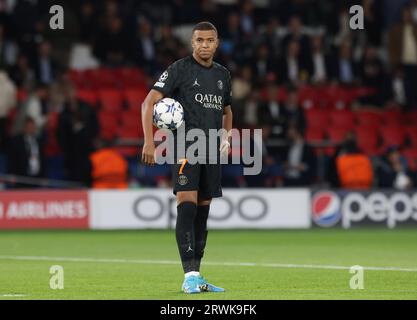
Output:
[171, 159, 222, 199]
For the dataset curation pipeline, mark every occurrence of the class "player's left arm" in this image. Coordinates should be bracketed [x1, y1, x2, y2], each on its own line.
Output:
[220, 105, 233, 156]
[220, 70, 233, 156]
[223, 105, 233, 140]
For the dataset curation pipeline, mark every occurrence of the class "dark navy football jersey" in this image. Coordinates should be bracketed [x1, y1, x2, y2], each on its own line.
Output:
[152, 55, 232, 136]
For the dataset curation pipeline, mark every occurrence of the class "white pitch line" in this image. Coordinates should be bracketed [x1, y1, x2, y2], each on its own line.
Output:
[0, 294, 27, 297]
[0, 255, 417, 273]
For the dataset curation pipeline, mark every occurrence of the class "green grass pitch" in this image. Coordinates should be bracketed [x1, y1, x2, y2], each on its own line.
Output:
[0, 228, 417, 300]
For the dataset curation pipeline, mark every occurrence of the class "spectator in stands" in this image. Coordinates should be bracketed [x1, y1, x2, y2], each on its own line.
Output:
[0, 23, 17, 69]
[7, 116, 45, 187]
[33, 41, 59, 86]
[8, 53, 35, 88]
[198, 0, 219, 25]
[240, 0, 256, 35]
[277, 39, 309, 86]
[412, 0, 417, 24]
[329, 40, 358, 86]
[241, 90, 260, 128]
[333, 4, 352, 46]
[221, 12, 243, 61]
[376, 146, 413, 190]
[335, 134, 374, 189]
[282, 15, 310, 63]
[283, 125, 316, 186]
[258, 81, 287, 140]
[281, 86, 306, 136]
[363, 0, 383, 47]
[384, 65, 410, 108]
[308, 34, 331, 85]
[388, 5, 417, 68]
[133, 18, 156, 73]
[388, 5, 417, 108]
[90, 139, 128, 189]
[77, 1, 97, 44]
[232, 65, 252, 101]
[57, 82, 99, 186]
[251, 44, 276, 86]
[358, 46, 385, 105]
[0, 70, 16, 152]
[245, 125, 282, 188]
[231, 65, 252, 127]
[11, 83, 47, 136]
[257, 17, 281, 58]
[94, 16, 130, 67]
[155, 24, 184, 67]
[359, 46, 384, 88]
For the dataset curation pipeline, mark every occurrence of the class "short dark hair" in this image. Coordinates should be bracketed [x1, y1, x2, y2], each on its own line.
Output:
[192, 21, 218, 35]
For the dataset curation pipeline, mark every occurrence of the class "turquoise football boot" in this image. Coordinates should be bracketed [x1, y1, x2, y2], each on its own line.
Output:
[197, 275, 225, 292]
[181, 275, 201, 294]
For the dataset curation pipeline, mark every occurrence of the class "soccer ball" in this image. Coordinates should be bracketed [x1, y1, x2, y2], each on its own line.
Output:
[153, 98, 184, 130]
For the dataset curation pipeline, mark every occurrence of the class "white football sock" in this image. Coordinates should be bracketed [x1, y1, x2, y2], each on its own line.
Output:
[185, 271, 200, 279]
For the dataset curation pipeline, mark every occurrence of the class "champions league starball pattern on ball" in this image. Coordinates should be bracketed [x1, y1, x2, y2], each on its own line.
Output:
[153, 98, 184, 130]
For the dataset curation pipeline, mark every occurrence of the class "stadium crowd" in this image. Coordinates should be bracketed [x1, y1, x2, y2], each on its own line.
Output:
[0, 0, 417, 189]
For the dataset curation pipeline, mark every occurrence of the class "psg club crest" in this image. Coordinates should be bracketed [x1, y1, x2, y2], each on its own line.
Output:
[217, 80, 223, 90]
[178, 175, 188, 186]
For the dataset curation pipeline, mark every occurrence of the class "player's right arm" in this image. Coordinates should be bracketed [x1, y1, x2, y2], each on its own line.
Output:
[141, 63, 180, 165]
[141, 89, 164, 165]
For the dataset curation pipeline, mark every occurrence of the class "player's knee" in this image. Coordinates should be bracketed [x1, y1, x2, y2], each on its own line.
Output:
[197, 197, 212, 206]
[177, 191, 198, 205]
[198, 199, 211, 206]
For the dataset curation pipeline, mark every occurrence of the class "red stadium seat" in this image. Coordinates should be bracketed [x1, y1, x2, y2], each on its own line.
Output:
[124, 88, 148, 111]
[298, 86, 320, 109]
[98, 111, 120, 140]
[355, 126, 380, 156]
[355, 110, 381, 127]
[259, 86, 288, 103]
[327, 127, 351, 143]
[305, 127, 325, 155]
[85, 68, 117, 89]
[405, 111, 417, 125]
[68, 70, 86, 88]
[320, 85, 352, 110]
[329, 110, 355, 130]
[115, 126, 141, 157]
[117, 126, 140, 139]
[325, 127, 351, 156]
[380, 110, 404, 126]
[98, 111, 120, 126]
[379, 126, 406, 149]
[305, 127, 325, 143]
[305, 109, 329, 129]
[100, 125, 118, 140]
[98, 89, 123, 113]
[403, 149, 417, 171]
[114, 68, 146, 88]
[350, 86, 377, 100]
[121, 111, 143, 137]
[121, 111, 141, 126]
[77, 89, 98, 108]
[116, 122, 143, 157]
